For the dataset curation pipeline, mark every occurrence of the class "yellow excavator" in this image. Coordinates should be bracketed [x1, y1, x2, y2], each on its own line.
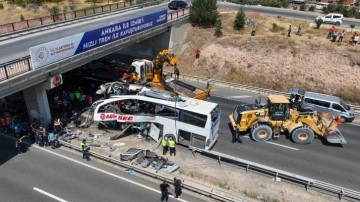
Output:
[229, 94, 347, 145]
[130, 49, 211, 100]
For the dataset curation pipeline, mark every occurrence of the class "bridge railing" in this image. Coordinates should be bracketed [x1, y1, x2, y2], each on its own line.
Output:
[0, 0, 164, 36]
[174, 72, 360, 116]
[0, 8, 189, 82]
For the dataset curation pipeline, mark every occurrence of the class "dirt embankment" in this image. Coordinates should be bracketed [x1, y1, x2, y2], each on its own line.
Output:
[168, 10, 360, 105]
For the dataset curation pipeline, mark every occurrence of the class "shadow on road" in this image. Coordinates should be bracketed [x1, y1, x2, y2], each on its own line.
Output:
[0, 133, 31, 166]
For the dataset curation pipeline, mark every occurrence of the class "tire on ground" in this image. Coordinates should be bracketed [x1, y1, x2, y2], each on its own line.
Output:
[251, 124, 272, 142]
[291, 126, 314, 144]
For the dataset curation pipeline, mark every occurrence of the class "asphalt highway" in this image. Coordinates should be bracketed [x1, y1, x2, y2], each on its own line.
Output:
[0, 134, 206, 202]
[184, 79, 360, 192]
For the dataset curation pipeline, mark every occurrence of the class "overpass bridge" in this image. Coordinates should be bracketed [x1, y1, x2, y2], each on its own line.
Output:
[0, 7, 190, 126]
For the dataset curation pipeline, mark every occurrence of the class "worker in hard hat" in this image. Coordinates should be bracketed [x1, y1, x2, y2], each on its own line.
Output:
[161, 136, 168, 155]
[168, 137, 176, 156]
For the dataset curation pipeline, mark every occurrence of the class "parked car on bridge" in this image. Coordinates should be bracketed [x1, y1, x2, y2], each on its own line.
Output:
[168, 0, 188, 10]
[315, 13, 343, 25]
[315, 2, 330, 10]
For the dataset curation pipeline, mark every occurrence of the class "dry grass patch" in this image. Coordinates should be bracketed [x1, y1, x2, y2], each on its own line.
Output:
[173, 10, 360, 105]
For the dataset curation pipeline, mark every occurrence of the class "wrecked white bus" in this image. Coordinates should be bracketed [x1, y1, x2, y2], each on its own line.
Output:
[91, 88, 221, 150]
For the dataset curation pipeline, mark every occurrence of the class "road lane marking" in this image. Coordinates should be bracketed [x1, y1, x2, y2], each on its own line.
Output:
[227, 95, 252, 99]
[265, 142, 299, 150]
[242, 136, 299, 150]
[33, 187, 68, 202]
[33, 145, 189, 202]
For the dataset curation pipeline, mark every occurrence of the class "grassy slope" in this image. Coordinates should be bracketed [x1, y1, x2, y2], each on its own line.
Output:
[168, 10, 360, 105]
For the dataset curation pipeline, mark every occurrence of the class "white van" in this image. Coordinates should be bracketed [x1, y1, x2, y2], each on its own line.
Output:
[288, 88, 355, 123]
[315, 2, 329, 10]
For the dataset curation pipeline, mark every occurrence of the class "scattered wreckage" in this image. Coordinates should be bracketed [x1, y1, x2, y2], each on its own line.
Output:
[120, 148, 179, 173]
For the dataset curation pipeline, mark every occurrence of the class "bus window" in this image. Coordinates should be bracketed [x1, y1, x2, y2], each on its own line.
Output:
[211, 105, 221, 122]
[179, 110, 207, 128]
[156, 105, 178, 118]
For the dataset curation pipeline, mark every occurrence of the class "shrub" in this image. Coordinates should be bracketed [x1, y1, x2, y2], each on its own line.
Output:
[69, 4, 76, 10]
[270, 23, 284, 32]
[299, 4, 306, 11]
[0, 3, 4, 9]
[308, 5, 315, 12]
[49, 6, 60, 19]
[315, 19, 323, 29]
[281, 0, 289, 8]
[190, 0, 219, 27]
[214, 18, 223, 37]
[233, 6, 246, 30]
[350, 24, 355, 31]
[20, 14, 25, 21]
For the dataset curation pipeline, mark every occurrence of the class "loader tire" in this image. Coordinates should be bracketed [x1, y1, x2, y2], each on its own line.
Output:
[251, 124, 272, 142]
[291, 126, 314, 145]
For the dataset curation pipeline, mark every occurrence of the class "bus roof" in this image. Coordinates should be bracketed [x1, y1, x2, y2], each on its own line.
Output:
[107, 94, 218, 114]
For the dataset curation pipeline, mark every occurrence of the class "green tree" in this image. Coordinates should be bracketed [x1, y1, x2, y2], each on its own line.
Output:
[20, 14, 25, 21]
[0, 3, 4, 10]
[233, 6, 246, 30]
[190, 0, 219, 27]
[315, 19, 323, 29]
[214, 18, 223, 37]
[350, 24, 355, 32]
[49, 6, 60, 21]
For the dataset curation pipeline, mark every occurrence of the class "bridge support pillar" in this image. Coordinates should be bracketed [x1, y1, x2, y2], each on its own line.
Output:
[23, 82, 52, 127]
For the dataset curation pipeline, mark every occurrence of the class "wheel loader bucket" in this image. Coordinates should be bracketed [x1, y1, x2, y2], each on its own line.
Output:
[321, 112, 347, 144]
[326, 128, 347, 144]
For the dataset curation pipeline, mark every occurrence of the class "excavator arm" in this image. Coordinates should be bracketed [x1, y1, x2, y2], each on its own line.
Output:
[152, 49, 178, 84]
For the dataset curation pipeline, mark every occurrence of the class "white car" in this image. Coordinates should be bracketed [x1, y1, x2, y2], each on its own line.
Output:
[316, 13, 343, 25]
[315, 2, 329, 10]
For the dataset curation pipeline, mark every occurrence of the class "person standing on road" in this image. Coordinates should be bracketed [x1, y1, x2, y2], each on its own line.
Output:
[174, 65, 180, 80]
[232, 128, 242, 143]
[173, 177, 182, 198]
[80, 139, 88, 159]
[160, 179, 170, 202]
[168, 137, 176, 156]
[162, 136, 168, 155]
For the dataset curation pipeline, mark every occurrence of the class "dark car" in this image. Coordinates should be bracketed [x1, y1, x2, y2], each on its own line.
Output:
[168, 0, 188, 10]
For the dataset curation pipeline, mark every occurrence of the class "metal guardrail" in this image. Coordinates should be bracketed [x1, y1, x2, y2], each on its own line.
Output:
[198, 149, 360, 201]
[0, 0, 164, 36]
[175, 73, 360, 116]
[59, 140, 243, 202]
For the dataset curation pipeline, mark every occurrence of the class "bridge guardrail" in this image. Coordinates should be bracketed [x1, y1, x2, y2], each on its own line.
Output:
[173, 73, 360, 116]
[0, 0, 163, 37]
[59, 140, 243, 202]
[0, 8, 189, 82]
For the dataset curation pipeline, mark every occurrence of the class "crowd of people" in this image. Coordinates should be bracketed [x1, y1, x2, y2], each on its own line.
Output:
[48, 86, 93, 118]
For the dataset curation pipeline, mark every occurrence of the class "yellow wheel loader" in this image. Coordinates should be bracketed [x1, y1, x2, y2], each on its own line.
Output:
[229, 94, 347, 145]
